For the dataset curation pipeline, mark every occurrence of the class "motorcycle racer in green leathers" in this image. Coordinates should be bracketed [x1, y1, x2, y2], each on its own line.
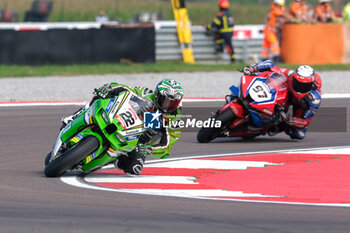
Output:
[61, 79, 183, 175]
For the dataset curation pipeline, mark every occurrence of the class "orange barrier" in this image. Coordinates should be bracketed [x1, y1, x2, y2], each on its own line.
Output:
[342, 24, 350, 63]
[281, 24, 344, 65]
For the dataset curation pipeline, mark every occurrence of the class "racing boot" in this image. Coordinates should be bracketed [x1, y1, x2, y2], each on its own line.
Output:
[115, 144, 152, 175]
[114, 154, 129, 172]
[287, 128, 306, 142]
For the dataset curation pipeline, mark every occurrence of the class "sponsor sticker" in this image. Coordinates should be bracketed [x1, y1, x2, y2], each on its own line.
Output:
[125, 135, 140, 141]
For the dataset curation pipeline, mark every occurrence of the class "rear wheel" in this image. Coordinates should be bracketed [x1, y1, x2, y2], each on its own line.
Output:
[197, 109, 236, 143]
[44, 136, 99, 177]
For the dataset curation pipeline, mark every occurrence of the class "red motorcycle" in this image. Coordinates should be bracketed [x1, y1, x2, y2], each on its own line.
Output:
[197, 71, 290, 143]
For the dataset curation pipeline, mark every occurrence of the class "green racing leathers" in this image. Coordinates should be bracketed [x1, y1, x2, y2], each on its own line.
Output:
[71, 82, 182, 161]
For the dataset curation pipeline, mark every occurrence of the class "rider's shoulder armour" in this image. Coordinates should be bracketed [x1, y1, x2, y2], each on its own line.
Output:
[305, 89, 322, 107]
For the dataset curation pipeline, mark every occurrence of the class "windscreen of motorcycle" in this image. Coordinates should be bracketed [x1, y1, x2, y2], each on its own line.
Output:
[244, 74, 288, 118]
[111, 92, 148, 130]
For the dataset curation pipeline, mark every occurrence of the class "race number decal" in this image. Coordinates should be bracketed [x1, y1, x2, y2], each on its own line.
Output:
[119, 111, 135, 128]
[248, 80, 272, 103]
[116, 106, 143, 130]
[112, 92, 145, 130]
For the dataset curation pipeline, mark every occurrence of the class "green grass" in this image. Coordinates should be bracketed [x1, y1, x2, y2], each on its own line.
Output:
[0, 61, 349, 78]
[0, 1, 347, 77]
[0, 0, 348, 24]
[0, 0, 276, 25]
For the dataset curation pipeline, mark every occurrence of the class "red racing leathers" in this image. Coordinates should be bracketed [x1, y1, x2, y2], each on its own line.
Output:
[250, 61, 322, 140]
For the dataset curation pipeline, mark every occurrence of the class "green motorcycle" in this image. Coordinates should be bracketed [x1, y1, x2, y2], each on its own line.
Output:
[44, 91, 154, 177]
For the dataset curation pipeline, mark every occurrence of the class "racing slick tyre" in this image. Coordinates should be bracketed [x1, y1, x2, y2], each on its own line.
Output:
[197, 108, 236, 143]
[44, 152, 52, 166]
[44, 136, 99, 177]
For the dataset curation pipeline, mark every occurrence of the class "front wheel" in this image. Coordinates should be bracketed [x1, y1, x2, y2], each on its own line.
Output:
[44, 136, 99, 177]
[197, 109, 236, 143]
[44, 152, 52, 166]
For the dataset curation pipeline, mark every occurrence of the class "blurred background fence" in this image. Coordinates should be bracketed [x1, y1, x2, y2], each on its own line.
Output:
[0, 0, 348, 65]
[0, 23, 155, 65]
[0, 0, 348, 24]
[0, 21, 262, 65]
[156, 22, 263, 63]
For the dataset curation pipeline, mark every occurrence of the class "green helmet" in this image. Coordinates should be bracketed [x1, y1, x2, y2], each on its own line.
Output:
[154, 79, 183, 113]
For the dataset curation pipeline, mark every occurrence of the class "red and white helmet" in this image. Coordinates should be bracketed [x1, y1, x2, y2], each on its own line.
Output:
[290, 65, 315, 97]
[218, 0, 230, 9]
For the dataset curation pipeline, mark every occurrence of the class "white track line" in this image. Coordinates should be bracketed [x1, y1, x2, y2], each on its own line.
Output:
[146, 160, 276, 169]
[61, 146, 350, 207]
[84, 175, 198, 184]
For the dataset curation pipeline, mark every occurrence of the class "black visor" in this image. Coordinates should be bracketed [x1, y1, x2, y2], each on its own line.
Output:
[293, 78, 313, 93]
[156, 94, 181, 113]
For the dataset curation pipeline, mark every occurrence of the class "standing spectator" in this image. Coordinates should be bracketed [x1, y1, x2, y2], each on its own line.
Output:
[207, 0, 236, 63]
[314, 0, 335, 23]
[261, 0, 292, 62]
[343, 1, 350, 21]
[95, 9, 109, 23]
[289, 0, 314, 22]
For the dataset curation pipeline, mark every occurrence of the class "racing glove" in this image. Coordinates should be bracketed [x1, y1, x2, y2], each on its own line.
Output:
[93, 84, 113, 99]
[243, 65, 258, 76]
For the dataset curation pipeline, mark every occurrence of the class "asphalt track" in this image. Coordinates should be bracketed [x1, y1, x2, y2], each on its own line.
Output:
[1, 99, 350, 233]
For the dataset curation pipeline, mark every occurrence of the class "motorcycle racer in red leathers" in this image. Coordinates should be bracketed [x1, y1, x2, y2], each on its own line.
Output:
[243, 60, 322, 141]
